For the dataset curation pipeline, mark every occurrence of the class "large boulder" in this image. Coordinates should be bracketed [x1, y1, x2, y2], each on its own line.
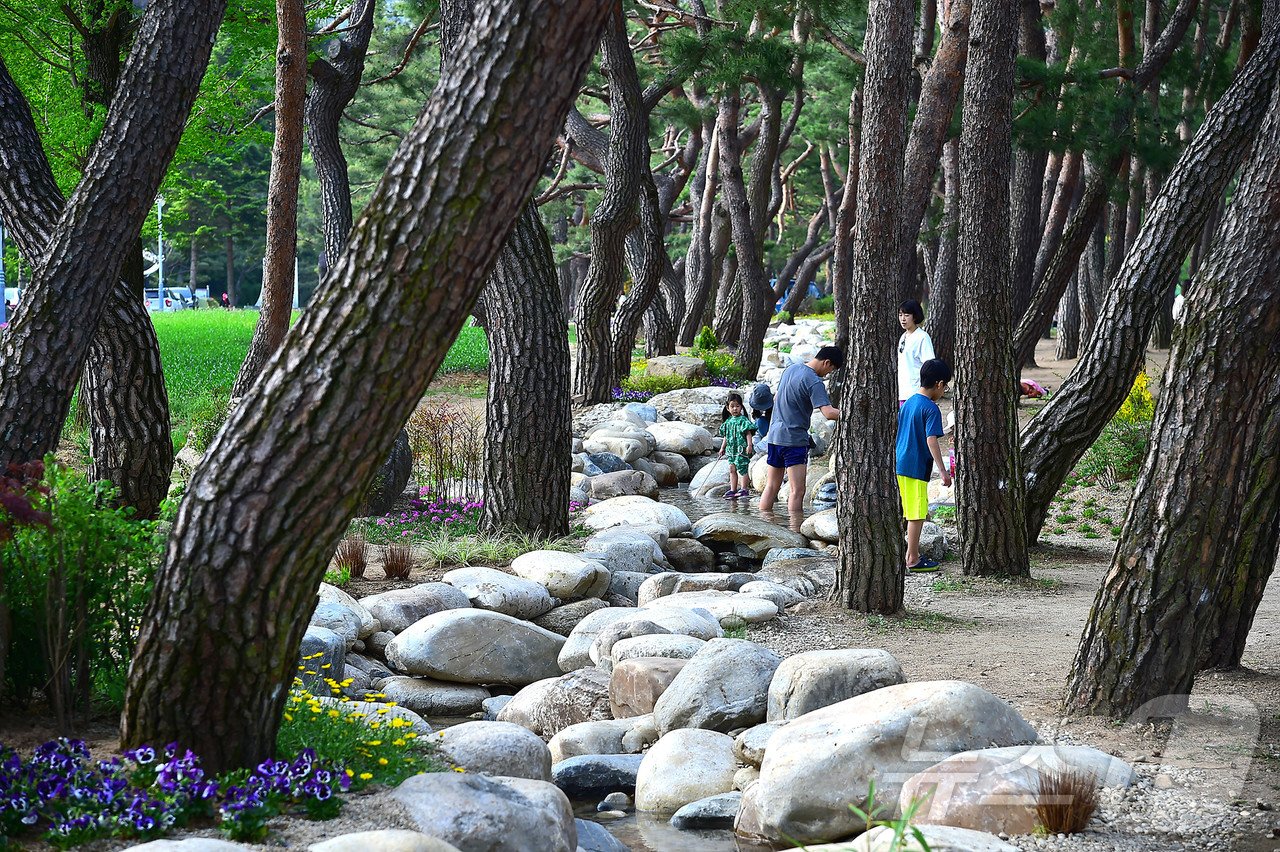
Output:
[559, 606, 721, 672]
[670, 791, 742, 830]
[692, 514, 808, 558]
[608, 635, 706, 667]
[360, 428, 412, 517]
[604, 572, 649, 606]
[737, 580, 805, 610]
[441, 566, 555, 620]
[761, 547, 823, 568]
[919, 521, 949, 563]
[510, 551, 610, 601]
[646, 355, 707, 380]
[551, 753, 645, 798]
[637, 572, 754, 606]
[558, 608, 646, 672]
[623, 402, 659, 422]
[574, 820, 630, 852]
[799, 509, 839, 543]
[758, 556, 837, 598]
[647, 386, 735, 430]
[734, 723, 782, 767]
[582, 435, 651, 465]
[580, 496, 692, 536]
[767, 649, 907, 721]
[610, 657, 688, 718]
[317, 583, 379, 639]
[315, 696, 432, 736]
[646, 421, 714, 455]
[573, 403, 627, 435]
[372, 676, 491, 716]
[309, 830, 461, 852]
[653, 638, 781, 734]
[386, 609, 565, 685]
[900, 745, 1134, 836]
[549, 717, 648, 763]
[736, 681, 1040, 844]
[589, 619, 672, 667]
[586, 527, 664, 572]
[590, 469, 660, 501]
[359, 584, 471, 634]
[310, 601, 363, 650]
[299, 626, 346, 692]
[392, 773, 576, 852]
[642, 591, 779, 627]
[634, 457, 677, 488]
[823, 825, 1020, 852]
[585, 452, 632, 474]
[498, 668, 613, 738]
[533, 598, 610, 636]
[635, 728, 737, 814]
[435, 721, 553, 782]
[687, 459, 732, 498]
[651, 451, 690, 481]
[662, 538, 715, 572]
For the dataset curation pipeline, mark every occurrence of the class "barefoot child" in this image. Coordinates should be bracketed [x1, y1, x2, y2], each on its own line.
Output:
[718, 393, 757, 499]
[897, 358, 953, 571]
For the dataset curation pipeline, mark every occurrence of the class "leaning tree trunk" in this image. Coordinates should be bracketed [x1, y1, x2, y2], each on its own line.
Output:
[1055, 272, 1081, 359]
[926, 138, 959, 367]
[121, 0, 609, 772]
[1019, 8, 1280, 540]
[955, 0, 1029, 578]
[0, 0, 227, 472]
[304, 0, 376, 278]
[830, 87, 862, 338]
[572, 8, 646, 404]
[833, 0, 912, 613]
[435, 0, 571, 539]
[1063, 87, 1280, 717]
[231, 0, 307, 398]
[679, 119, 719, 346]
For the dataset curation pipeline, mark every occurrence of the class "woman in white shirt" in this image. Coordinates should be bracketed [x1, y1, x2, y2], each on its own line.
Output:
[897, 299, 936, 405]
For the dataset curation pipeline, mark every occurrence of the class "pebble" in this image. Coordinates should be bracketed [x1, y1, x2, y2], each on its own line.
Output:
[596, 810, 628, 821]
[601, 792, 632, 810]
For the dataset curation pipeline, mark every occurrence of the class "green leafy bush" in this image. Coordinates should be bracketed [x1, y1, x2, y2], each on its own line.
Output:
[0, 460, 161, 722]
[692, 325, 719, 353]
[1075, 373, 1155, 485]
[775, 310, 793, 324]
[803, 295, 834, 315]
[620, 373, 709, 397]
[698, 349, 746, 380]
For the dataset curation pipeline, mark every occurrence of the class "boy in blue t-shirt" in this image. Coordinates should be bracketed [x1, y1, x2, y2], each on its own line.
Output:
[896, 358, 953, 571]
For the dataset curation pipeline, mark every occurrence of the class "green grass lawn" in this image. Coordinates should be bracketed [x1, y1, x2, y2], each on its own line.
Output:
[81, 312, 491, 451]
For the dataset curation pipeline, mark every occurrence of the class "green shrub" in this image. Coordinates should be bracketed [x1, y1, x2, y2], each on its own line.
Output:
[692, 325, 719, 353]
[620, 373, 709, 397]
[803, 295, 834, 315]
[775, 310, 793, 325]
[699, 349, 746, 380]
[0, 460, 161, 722]
[1075, 373, 1155, 485]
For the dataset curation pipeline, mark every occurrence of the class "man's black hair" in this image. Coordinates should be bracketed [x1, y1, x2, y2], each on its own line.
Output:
[899, 299, 925, 324]
[920, 358, 953, 388]
[815, 345, 845, 368]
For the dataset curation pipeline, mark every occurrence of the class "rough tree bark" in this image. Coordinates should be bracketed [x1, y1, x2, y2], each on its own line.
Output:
[833, 0, 911, 613]
[1019, 7, 1280, 539]
[830, 87, 862, 336]
[679, 119, 719, 346]
[231, 0, 308, 398]
[0, 0, 228, 471]
[1056, 272, 1081, 359]
[955, 0, 1029, 578]
[121, 0, 609, 772]
[1063, 85, 1280, 716]
[304, 0, 377, 277]
[1010, 0, 1049, 322]
[0, 59, 172, 519]
[572, 9, 647, 404]
[926, 138, 959, 367]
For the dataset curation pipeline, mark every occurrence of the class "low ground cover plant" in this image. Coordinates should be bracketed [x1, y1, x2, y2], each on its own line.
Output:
[1075, 372, 1155, 487]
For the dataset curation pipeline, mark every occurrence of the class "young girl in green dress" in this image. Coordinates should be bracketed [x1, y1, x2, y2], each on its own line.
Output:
[718, 392, 757, 499]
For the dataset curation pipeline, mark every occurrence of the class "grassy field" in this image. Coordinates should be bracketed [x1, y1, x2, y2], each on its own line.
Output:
[74, 311, 490, 451]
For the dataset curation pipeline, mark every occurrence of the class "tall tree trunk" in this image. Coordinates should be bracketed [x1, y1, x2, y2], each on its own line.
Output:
[782, 240, 835, 316]
[830, 87, 862, 337]
[728, 82, 777, 376]
[1010, 0, 1049, 323]
[571, 10, 646, 404]
[1063, 87, 1280, 716]
[1055, 271, 1080, 359]
[304, 0, 376, 278]
[121, 0, 609, 772]
[679, 119, 719, 346]
[231, 0, 307, 398]
[833, 0, 911, 613]
[224, 233, 235, 303]
[0, 0, 228, 471]
[1019, 10, 1280, 540]
[0, 60, 172, 518]
[926, 138, 959, 365]
[955, 0, 1029, 578]
[188, 236, 198, 290]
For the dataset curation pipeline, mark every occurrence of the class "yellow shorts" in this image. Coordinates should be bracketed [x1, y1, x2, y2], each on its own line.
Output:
[897, 475, 929, 521]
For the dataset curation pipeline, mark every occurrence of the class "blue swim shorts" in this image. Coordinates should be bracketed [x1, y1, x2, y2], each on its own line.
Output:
[766, 444, 809, 469]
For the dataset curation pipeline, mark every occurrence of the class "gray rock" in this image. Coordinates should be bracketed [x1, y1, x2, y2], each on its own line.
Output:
[498, 668, 613, 738]
[736, 681, 1040, 844]
[919, 520, 949, 562]
[558, 608, 645, 672]
[646, 386, 735, 430]
[758, 556, 837, 598]
[734, 723, 783, 767]
[574, 403, 628, 435]
[442, 566, 556, 620]
[299, 626, 345, 693]
[552, 754, 645, 798]
[574, 819, 630, 852]
[309, 830, 461, 852]
[129, 841, 253, 851]
[393, 773, 577, 852]
[586, 452, 632, 474]
[686, 458, 731, 498]
[828, 825, 1020, 851]
[386, 609, 565, 685]
[662, 538, 716, 572]
[636, 572, 754, 606]
[589, 620, 670, 666]
[372, 676, 491, 717]
[605, 571, 649, 605]
[549, 718, 647, 763]
[761, 547, 822, 568]
[590, 469, 660, 501]
[650, 451, 690, 481]
[586, 527, 663, 573]
[621, 715, 659, 753]
[635, 457, 677, 488]
[482, 695, 513, 720]
[580, 496, 692, 536]
[623, 402, 659, 422]
[798, 509, 839, 543]
[315, 696, 432, 736]
[608, 635, 705, 667]
[359, 583, 471, 633]
[737, 580, 805, 610]
[511, 551, 611, 601]
[811, 480, 838, 512]
[653, 638, 782, 734]
[317, 583, 379, 638]
[645, 420, 714, 455]
[641, 591, 778, 627]
[646, 355, 707, 380]
[670, 791, 742, 830]
[692, 514, 808, 558]
[361, 428, 412, 517]
[534, 598, 611, 636]
[435, 720, 553, 782]
[767, 649, 907, 721]
[583, 436, 650, 465]
[368, 630, 395, 657]
[635, 729, 737, 814]
[310, 601, 362, 649]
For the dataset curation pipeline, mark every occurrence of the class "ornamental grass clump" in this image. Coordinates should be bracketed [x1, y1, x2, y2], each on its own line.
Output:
[404, 399, 483, 501]
[382, 543, 416, 580]
[333, 535, 369, 579]
[1036, 767, 1101, 835]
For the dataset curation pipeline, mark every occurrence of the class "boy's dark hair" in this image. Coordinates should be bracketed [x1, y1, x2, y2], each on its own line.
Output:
[721, 392, 745, 422]
[899, 300, 925, 324]
[815, 345, 845, 369]
[920, 358, 953, 389]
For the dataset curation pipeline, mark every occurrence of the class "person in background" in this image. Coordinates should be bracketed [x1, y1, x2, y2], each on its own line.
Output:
[749, 382, 774, 452]
[221, 292, 231, 310]
[717, 392, 757, 500]
[897, 299, 935, 405]
[897, 358, 953, 572]
[759, 346, 843, 527]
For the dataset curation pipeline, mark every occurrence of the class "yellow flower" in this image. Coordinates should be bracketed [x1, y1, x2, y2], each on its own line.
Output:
[392, 739, 406, 747]
[452, 767, 465, 773]
[367, 740, 383, 746]
[379, 757, 389, 766]
[310, 706, 322, 714]
[389, 718, 407, 729]
[359, 772, 373, 781]
[328, 710, 340, 718]
[284, 713, 294, 722]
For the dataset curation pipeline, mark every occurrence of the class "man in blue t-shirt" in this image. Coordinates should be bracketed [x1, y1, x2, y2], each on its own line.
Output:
[760, 346, 844, 526]
[897, 358, 953, 571]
